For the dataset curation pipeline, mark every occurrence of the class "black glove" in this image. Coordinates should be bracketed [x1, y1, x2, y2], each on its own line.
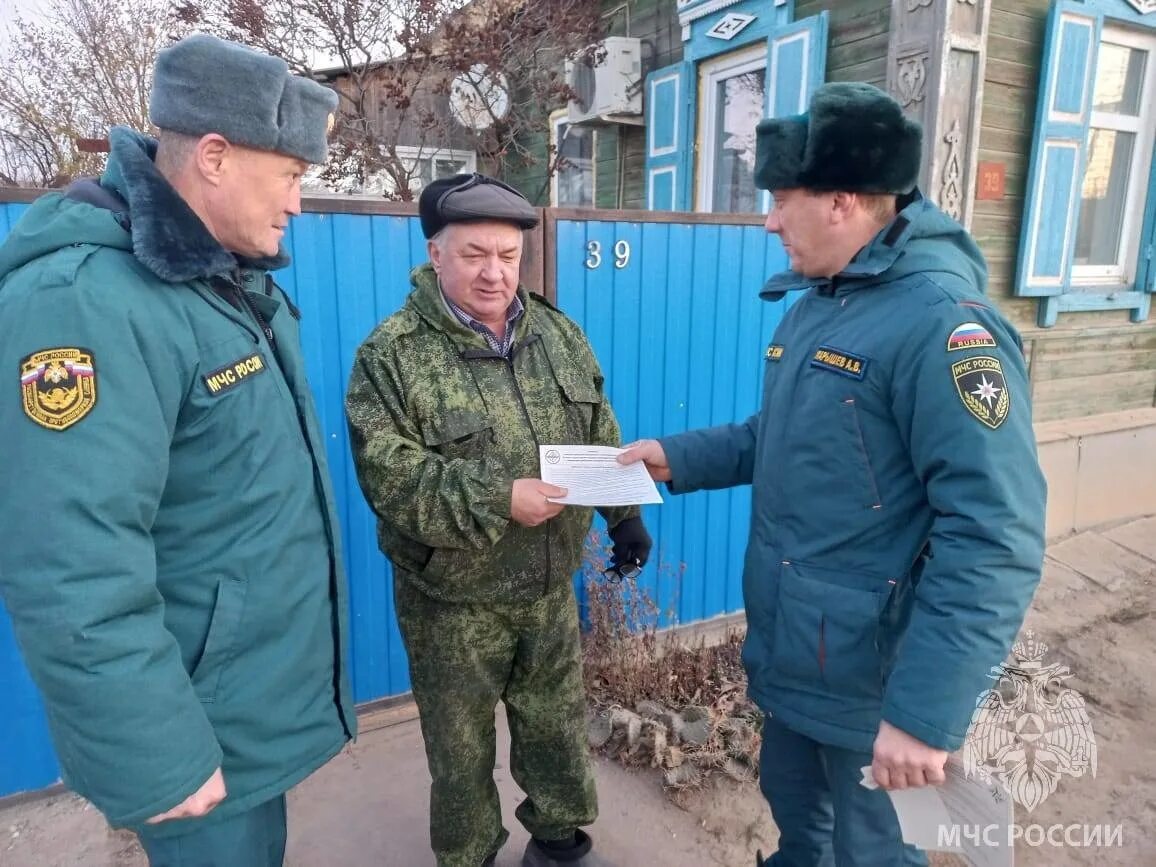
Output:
[608, 516, 652, 571]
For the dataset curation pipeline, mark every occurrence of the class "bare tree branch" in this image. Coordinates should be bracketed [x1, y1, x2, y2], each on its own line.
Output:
[188, 0, 606, 198]
[0, 0, 186, 186]
[0, 0, 607, 195]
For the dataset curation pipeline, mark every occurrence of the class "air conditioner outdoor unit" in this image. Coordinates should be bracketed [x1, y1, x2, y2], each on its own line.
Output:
[565, 36, 643, 125]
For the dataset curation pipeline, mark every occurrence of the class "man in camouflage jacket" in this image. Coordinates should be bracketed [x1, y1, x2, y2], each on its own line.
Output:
[345, 174, 651, 867]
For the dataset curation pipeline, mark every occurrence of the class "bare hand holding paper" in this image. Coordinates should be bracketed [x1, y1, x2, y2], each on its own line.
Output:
[860, 760, 1014, 867]
[539, 445, 664, 507]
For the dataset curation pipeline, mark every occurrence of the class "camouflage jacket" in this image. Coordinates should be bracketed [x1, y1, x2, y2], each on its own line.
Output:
[346, 263, 637, 605]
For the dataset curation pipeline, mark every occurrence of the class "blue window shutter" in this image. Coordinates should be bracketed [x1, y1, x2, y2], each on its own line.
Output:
[1137, 160, 1156, 303]
[1016, 1, 1101, 300]
[766, 13, 829, 118]
[645, 61, 693, 211]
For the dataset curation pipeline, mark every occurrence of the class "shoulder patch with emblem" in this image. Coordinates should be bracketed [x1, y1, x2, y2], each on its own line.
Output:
[947, 322, 997, 352]
[766, 343, 784, 361]
[20, 347, 98, 431]
[810, 346, 867, 380]
[952, 355, 1009, 429]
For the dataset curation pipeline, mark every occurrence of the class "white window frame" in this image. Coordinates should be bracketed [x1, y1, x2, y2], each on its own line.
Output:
[695, 43, 767, 213]
[393, 145, 477, 196]
[1072, 25, 1156, 286]
[549, 109, 597, 207]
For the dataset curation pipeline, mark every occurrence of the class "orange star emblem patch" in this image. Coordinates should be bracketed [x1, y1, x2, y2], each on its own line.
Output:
[20, 347, 98, 431]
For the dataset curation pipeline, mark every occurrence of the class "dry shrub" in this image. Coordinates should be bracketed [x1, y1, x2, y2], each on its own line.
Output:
[579, 531, 762, 791]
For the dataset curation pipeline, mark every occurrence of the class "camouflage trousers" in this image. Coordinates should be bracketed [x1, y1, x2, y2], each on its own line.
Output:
[395, 572, 597, 867]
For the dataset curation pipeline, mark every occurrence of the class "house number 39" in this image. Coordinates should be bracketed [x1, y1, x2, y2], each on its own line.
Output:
[584, 240, 631, 269]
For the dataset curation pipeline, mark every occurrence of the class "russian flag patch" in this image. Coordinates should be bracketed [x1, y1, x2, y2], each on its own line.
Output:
[947, 322, 997, 352]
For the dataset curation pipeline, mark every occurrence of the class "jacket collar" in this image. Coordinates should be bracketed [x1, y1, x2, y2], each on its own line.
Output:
[101, 126, 288, 284]
[408, 263, 534, 352]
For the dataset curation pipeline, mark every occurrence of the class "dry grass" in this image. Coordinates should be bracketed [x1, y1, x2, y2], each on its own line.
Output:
[579, 532, 762, 791]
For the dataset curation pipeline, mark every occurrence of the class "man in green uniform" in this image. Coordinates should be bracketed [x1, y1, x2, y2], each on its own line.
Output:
[0, 34, 355, 866]
[346, 173, 651, 867]
[621, 83, 1046, 866]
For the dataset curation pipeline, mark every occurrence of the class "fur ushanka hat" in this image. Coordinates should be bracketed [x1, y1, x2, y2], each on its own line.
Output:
[150, 34, 338, 165]
[754, 81, 922, 195]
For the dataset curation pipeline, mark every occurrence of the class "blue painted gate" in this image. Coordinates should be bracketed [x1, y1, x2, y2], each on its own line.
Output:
[0, 200, 788, 799]
[554, 216, 788, 622]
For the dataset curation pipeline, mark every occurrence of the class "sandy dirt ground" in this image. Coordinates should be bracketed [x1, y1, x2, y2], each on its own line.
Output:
[665, 513, 1156, 867]
[2, 518, 1153, 866]
[1, 705, 775, 867]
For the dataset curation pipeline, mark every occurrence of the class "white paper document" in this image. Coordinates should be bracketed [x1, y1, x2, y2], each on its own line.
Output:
[539, 445, 664, 507]
[860, 761, 1014, 867]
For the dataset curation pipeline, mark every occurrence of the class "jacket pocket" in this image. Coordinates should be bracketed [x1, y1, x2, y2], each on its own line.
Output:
[840, 399, 882, 509]
[553, 367, 599, 435]
[420, 409, 493, 460]
[190, 577, 248, 703]
[421, 546, 463, 584]
[783, 380, 883, 514]
[770, 562, 890, 701]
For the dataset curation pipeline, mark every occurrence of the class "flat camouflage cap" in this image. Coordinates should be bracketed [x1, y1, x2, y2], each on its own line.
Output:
[419, 173, 540, 239]
[150, 34, 338, 165]
[754, 81, 922, 194]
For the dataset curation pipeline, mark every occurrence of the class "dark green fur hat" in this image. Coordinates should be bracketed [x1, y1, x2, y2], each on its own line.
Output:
[754, 82, 922, 194]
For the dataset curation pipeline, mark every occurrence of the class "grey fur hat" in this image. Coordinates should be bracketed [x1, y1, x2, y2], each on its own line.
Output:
[754, 81, 922, 194]
[150, 34, 338, 164]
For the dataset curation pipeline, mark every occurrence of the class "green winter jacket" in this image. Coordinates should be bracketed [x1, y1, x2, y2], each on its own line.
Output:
[0, 128, 355, 834]
[661, 192, 1046, 753]
[346, 264, 637, 605]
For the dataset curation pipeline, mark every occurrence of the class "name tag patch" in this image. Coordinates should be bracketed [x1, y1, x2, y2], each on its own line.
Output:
[203, 353, 266, 395]
[766, 344, 784, 361]
[810, 346, 868, 380]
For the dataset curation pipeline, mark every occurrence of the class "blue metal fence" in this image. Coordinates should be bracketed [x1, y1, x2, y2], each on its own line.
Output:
[555, 218, 788, 625]
[0, 200, 63, 800]
[0, 200, 788, 799]
[281, 211, 432, 707]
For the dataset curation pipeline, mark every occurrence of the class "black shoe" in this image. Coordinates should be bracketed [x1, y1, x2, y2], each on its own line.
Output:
[521, 829, 612, 865]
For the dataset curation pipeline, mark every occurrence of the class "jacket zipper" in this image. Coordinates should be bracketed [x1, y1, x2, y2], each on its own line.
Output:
[459, 336, 551, 596]
[203, 273, 349, 729]
[505, 341, 552, 595]
[769, 295, 839, 530]
[207, 274, 275, 350]
[230, 274, 277, 351]
[237, 290, 276, 350]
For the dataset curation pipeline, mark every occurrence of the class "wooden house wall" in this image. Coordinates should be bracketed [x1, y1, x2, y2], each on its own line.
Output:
[978, 0, 1156, 421]
[515, 0, 1155, 424]
[505, 0, 677, 208]
[797, 0, 891, 87]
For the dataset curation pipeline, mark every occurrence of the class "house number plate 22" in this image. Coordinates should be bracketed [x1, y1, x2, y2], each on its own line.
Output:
[584, 240, 631, 269]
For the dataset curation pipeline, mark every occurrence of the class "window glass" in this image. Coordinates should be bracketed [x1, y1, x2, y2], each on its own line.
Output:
[1072, 31, 1154, 282]
[1092, 42, 1146, 115]
[1075, 129, 1135, 266]
[552, 117, 595, 207]
[709, 69, 766, 214]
